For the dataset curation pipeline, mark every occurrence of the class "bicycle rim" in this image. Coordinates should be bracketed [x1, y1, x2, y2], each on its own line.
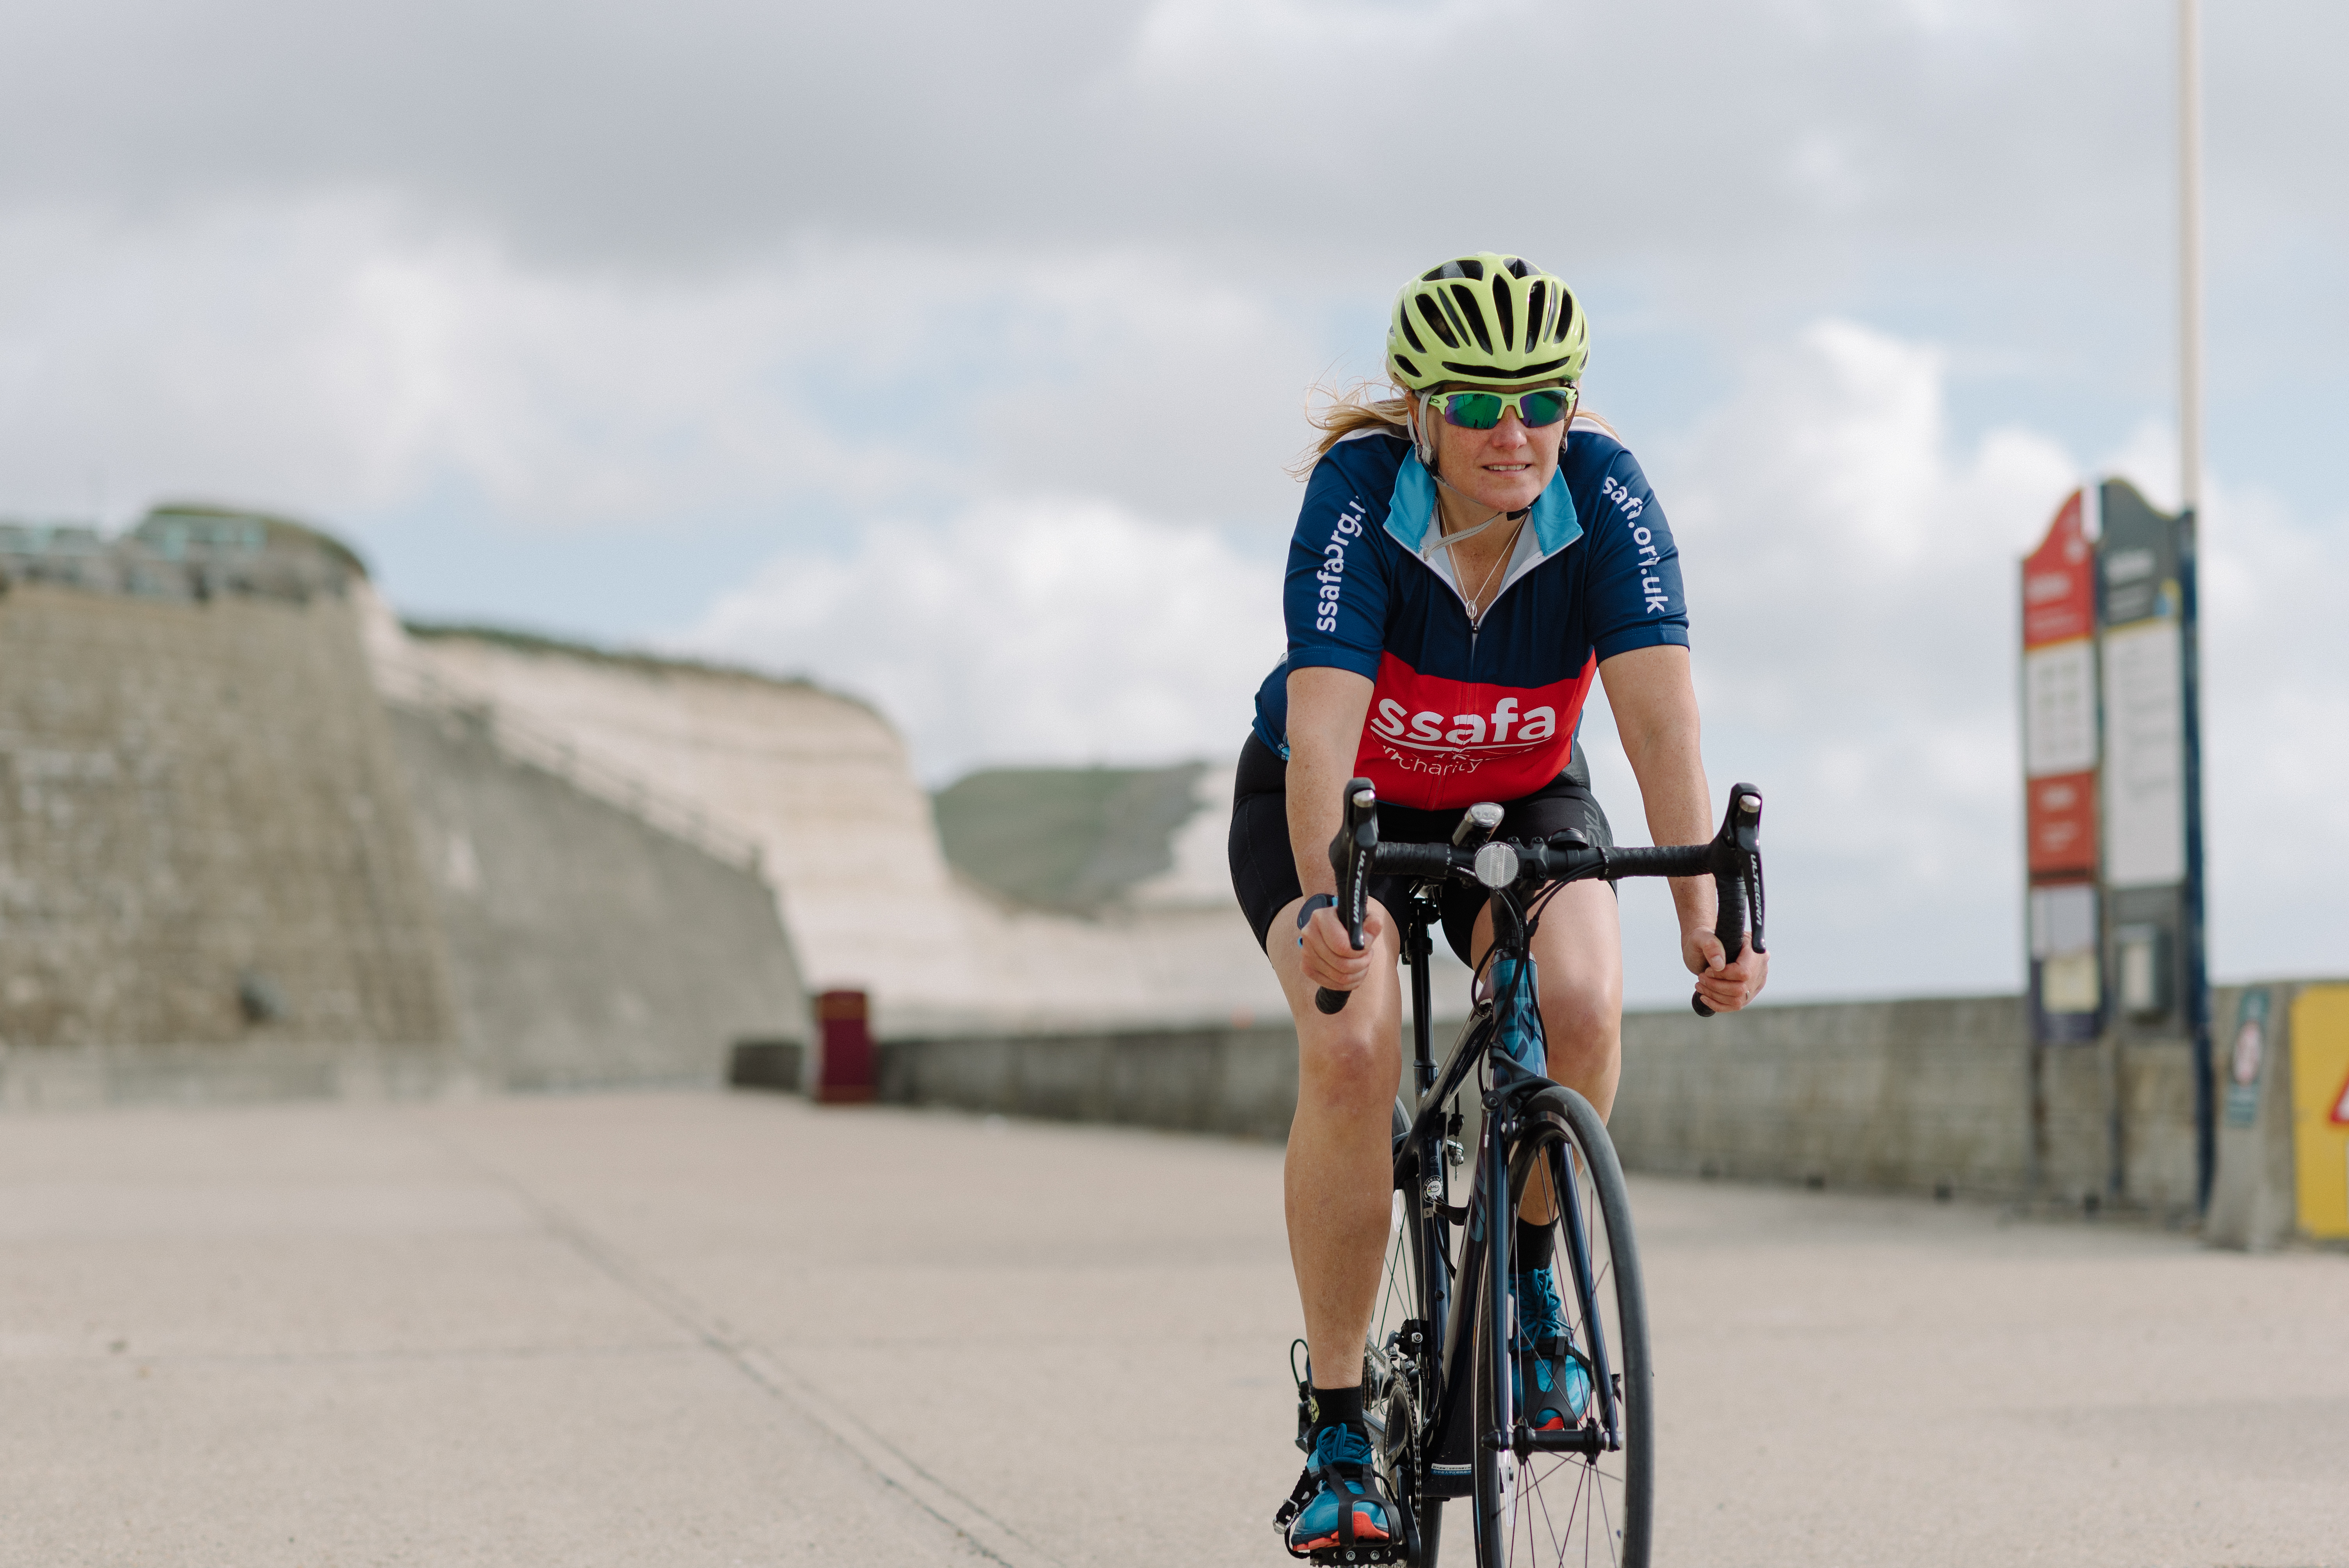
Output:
[1471, 1087, 1652, 1568]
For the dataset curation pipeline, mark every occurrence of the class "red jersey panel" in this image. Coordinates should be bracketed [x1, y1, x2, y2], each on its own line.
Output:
[1354, 651, 1599, 809]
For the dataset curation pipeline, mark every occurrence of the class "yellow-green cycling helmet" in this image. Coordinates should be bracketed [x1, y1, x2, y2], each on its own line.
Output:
[1387, 253, 1588, 390]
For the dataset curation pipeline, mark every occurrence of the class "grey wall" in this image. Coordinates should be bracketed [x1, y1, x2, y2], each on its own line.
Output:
[388, 705, 807, 1091]
[879, 987, 2315, 1220]
[880, 1022, 1301, 1140]
[0, 583, 456, 1058]
[0, 574, 808, 1108]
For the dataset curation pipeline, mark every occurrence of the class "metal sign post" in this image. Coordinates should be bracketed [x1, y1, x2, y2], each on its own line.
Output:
[2019, 481, 2208, 1210]
[2177, 0, 2215, 1215]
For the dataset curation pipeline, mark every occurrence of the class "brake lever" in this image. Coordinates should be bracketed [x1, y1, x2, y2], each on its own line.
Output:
[1314, 779, 1378, 1015]
[1692, 784, 1764, 1019]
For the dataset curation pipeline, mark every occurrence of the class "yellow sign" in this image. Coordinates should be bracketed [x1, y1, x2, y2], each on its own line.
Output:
[2290, 985, 2349, 1238]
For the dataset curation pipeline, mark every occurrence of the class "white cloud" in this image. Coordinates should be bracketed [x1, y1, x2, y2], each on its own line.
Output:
[2185, 486, 2349, 984]
[1584, 319, 2080, 1003]
[679, 498, 1286, 783]
[0, 206, 1328, 555]
[0, 201, 926, 529]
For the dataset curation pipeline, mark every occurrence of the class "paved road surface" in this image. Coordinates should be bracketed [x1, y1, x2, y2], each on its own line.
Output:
[2, 1091, 2342, 1566]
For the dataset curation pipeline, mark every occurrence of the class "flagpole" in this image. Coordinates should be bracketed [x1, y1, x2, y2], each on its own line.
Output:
[2178, 0, 2214, 1213]
[2181, 0, 2204, 513]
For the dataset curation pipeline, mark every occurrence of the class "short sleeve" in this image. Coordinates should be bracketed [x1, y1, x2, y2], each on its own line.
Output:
[1580, 445, 1690, 661]
[1283, 454, 1389, 680]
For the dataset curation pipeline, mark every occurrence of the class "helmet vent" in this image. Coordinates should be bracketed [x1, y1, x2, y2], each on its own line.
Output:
[1447, 283, 1493, 353]
[1490, 276, 1515, 350]
[1503, 255, 1531, 278]
[1415, 295, 1460, 349]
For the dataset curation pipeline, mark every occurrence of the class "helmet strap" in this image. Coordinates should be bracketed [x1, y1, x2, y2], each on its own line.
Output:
[1407, 393, 1440, 469]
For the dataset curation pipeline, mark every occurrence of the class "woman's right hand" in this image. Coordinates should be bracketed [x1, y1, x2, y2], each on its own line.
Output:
[1298, 899, 1388, 994]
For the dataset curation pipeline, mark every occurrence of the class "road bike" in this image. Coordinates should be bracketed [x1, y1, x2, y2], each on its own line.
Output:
[1277, 778, 1765, 1568]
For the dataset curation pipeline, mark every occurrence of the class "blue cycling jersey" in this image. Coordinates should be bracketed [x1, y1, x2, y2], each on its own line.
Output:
[1250, 421, 1688, 811]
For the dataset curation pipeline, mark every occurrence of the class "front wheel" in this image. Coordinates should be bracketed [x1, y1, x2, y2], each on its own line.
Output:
[1372, 1098, 1444, 1564]
[1470, 1087, 1653, 1568]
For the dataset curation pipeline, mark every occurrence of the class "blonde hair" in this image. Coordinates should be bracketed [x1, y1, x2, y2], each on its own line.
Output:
[1292, 376, 1615, 479]
[1290, 380, 1412, 478]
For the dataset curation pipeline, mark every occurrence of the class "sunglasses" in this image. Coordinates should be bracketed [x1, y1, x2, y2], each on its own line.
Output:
[1428, 384, 1578, 430]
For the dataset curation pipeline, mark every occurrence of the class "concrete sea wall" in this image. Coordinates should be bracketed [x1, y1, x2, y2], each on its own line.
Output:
[0, 546, 810, 1108]
[879, 985, 2308, 1216]
[0, 583, 456, 1069]
[389, 705, 806, 1090]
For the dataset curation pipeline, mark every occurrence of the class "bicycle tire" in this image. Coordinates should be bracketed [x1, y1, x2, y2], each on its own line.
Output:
[1371, 1097, 1445, 1566]
[1469, 1086, 1653, 1568]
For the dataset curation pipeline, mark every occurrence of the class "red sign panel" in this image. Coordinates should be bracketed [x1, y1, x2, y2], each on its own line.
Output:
[2022, 490, 2094, 649]
[2027, 770, 2098, 875]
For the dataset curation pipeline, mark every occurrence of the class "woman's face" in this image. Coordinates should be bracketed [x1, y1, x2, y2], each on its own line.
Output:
[1427, 383, 1569, 515]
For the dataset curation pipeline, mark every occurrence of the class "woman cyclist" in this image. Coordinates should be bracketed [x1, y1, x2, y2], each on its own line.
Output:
[1228, 253, 1767, 1555]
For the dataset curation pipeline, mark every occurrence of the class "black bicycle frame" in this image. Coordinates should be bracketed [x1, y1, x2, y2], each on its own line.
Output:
[1389, 905, 1622, 1499]
[1344, 782, 1764, 1508]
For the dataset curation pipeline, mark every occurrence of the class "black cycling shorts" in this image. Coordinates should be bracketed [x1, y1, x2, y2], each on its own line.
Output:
[1226, 732, 1613, 967]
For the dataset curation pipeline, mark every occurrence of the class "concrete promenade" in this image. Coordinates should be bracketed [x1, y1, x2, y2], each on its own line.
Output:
[2, 1092, 2342, 1567]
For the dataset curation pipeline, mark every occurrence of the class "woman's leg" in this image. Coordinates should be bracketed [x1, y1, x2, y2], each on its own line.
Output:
[1267, 894, 1404, 1392]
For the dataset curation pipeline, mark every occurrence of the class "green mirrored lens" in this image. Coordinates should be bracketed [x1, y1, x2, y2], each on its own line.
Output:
[1440, 392, 1503, 429]
[1520, 390, 1570, 426]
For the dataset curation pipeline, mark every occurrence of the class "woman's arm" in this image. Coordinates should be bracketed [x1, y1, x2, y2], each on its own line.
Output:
[1599, 643, 1767, 1011]
[1285, 665, 1383, 990]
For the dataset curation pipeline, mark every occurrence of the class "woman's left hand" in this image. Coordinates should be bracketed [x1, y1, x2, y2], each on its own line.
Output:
[1685, 928, 1768, 1013]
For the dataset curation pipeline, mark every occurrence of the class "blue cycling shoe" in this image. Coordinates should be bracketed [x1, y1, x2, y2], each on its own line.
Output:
[1511, 1266, 1595, 1431]
[1277, 1422, 1397, 1556]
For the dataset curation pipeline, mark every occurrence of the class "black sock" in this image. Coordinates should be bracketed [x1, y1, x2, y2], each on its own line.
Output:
[1514, 1218, 1555, 1273]
[1309, 1381, 1365, 1436]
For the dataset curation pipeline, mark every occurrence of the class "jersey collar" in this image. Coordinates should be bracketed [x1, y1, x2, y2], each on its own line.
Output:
[1386, 450, 1582, 559]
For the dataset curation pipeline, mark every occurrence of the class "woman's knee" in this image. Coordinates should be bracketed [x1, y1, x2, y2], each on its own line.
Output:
[1297, 1025, 1399, 1111]
[1541, 976, 1620, 1062]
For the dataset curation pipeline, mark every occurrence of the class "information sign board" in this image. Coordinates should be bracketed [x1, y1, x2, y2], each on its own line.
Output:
[2290, 985, 2349, 1238]
[2098, 482, 2188, 893]
[2026, 772, 2097, 876]
[2021, 490, 2095, 648]
[2102, 619, 2187, 888]
[2020, 491, 2100, 1042]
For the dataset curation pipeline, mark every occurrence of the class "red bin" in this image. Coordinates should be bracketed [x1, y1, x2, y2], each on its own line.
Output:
[814, 989, 875, 1104]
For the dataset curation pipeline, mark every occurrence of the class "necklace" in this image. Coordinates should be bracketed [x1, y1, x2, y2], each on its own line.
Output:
[1438, 503, 1527, 624]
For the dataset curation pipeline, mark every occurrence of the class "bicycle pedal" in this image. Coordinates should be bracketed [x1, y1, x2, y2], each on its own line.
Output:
[1307, 1546, 1403, 1565]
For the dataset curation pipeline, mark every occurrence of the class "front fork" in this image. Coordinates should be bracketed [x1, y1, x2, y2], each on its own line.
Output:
[1481, 1084, 1517, 1479]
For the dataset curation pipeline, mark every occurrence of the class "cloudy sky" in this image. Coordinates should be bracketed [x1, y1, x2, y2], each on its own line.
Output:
[3, 0, 2342, 1003]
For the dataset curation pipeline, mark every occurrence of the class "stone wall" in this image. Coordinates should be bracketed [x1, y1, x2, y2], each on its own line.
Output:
[875, 988, 2310, 1218]
[388, 705, 806, 1090]
[0, 582, 456, 1060]
[0, 548, 812, 1108]
[879, 1023, 1302, 1140]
